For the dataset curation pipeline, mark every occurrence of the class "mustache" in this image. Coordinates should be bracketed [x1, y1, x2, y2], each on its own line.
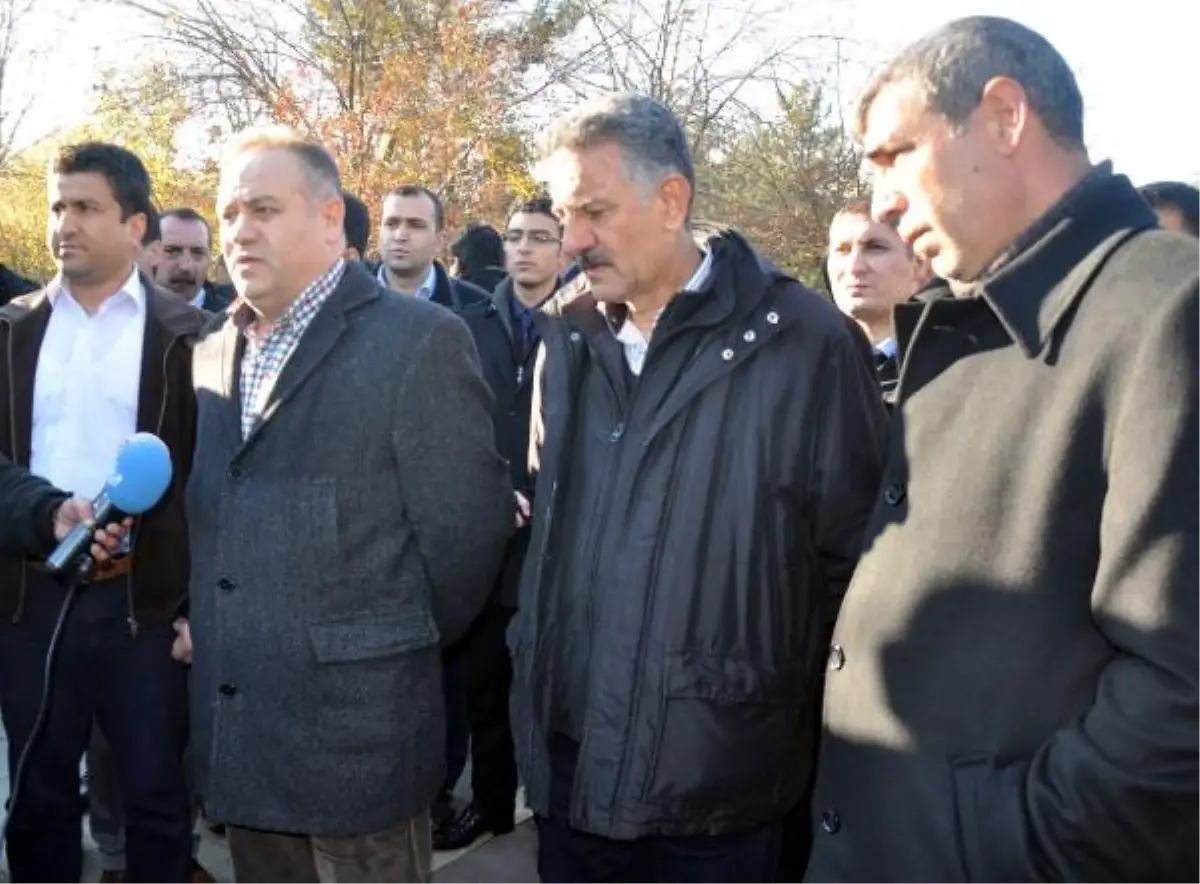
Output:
[578, 250, 612, 271]
[169, 272, 198, 285]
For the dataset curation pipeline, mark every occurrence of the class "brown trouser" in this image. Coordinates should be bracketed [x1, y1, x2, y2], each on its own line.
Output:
[228, 812, 432, 883]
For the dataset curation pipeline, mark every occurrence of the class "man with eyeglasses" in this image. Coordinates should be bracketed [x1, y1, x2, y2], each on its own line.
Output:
[434, 195, 566, 852]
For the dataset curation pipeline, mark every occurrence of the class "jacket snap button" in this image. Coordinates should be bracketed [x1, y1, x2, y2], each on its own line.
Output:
[820, 808, 841, 834]
[766, 311, 779, 324]
[742, 330, 756, 342]
[609, 424, 625, 443]
[228, 466, 245, 480]
[721, 348, 734, 361]
[219, 684, 238, 697]
[569, 331, 582, 342]
[217, 577, 235, 592]
[828, 644, 845, 670]
[883, 482, 906, 506]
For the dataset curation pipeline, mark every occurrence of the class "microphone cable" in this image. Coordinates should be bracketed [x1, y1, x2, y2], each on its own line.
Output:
[0, 559, 92, 853]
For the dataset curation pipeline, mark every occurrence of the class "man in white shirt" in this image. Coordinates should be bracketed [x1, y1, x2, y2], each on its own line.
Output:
[0, 141, 207, 883]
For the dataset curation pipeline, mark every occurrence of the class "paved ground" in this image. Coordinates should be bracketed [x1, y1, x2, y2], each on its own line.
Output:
[0, 727, 538, 882]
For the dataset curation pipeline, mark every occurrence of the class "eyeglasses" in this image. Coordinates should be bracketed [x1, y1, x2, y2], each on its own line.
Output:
[503, 229, 560, 245]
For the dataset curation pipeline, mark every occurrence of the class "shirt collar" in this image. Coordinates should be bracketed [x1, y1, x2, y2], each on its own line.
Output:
[607, 248, 712, 341]
[235, 259, 346, 332]
[49, 265, 144, 313]
[875, 337, 897, 359]
[377, 262, 437, 299]
[188, 287, 207, 309]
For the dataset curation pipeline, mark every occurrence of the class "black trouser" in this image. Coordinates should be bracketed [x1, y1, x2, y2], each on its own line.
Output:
[463, 604, 518, 829]
[434, 645, 470, 822]
[536, 735, 782, 883]
[0, 572, 192, 882]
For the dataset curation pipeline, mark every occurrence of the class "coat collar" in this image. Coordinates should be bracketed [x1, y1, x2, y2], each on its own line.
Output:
[202, 260, 382, 457]
[968, 163, 1157, 358]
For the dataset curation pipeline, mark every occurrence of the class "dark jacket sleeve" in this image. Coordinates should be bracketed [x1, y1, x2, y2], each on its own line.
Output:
[391, 311, 514, 645]
[0, 454, 69, 557]
[809, 321, 890, 626]
[963, 282, 1199, 882]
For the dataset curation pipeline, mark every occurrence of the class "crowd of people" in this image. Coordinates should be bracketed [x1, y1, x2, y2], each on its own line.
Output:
[0, 13, 1196, 884]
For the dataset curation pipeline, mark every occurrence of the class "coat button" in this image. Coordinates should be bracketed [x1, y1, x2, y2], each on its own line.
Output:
[742, 330, 757, 342]
[721, 348, 734, 361]
[228, 466, 245, 480]
[219, 684, 238, 697]
[882, 482, 906, 506]
[569, 331, 582, 342]
[217, 577, 235, 592]
[820, 808, 841, 834]
[828, 644, 845, 670]
[766, 311, 779, 324]
[609, 423, 625, 442]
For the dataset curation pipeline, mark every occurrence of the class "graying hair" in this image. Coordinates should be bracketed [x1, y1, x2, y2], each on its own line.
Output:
[539, 92, 695, 211]
[855, 16, 1085, 152]
[223, 125, 342, 201]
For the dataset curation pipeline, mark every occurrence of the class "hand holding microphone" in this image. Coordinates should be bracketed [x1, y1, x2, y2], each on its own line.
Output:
[52, 499, 133, 561]
[45, 433, 174, 579]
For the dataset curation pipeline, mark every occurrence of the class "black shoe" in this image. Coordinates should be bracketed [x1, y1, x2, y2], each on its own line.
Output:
[432, 804, 514, 851]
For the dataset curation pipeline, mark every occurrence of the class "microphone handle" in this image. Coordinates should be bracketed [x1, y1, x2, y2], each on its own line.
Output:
[45, 491, 115, 574]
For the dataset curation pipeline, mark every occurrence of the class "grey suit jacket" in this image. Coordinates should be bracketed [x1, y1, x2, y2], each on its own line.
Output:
[186, 261, 513, 837]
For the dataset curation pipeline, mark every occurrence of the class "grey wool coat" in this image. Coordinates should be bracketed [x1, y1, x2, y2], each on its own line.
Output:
[806, 167, 1199, 881]
[185, 261, 514, 837]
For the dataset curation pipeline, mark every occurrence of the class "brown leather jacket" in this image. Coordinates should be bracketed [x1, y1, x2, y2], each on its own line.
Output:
[0, 274, 206, 628]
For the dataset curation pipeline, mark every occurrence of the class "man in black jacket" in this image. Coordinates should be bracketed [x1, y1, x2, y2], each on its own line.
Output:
[806, 17, 1198, 882]
[375, 185, 490, 311]
[510, 93, 888, 882]
[435, 195, 564, 852]
[0, 264, 40, 306]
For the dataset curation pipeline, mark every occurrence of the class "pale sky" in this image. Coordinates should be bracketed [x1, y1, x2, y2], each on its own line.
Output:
[7, 0, 1196, 187]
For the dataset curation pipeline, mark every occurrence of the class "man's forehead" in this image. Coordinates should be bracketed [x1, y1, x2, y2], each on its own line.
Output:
[47, 171, 112, 198]
[830, 211, 901, 244]
[860, 79, 928, 153]
[219, 149, 301, 195]
[539, 144, 622, 205]
[507, 211, 557, 231]
[161, 217, 209, 239]
[382, 193, 435, 222]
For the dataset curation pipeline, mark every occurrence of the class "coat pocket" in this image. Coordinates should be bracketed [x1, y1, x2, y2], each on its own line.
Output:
[641, 652, 805, 806]
[309, 607, 441, 664]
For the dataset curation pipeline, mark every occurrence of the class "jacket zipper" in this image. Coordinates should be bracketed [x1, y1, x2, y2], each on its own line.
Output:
[2, 319, 28, 623]
[125, 334, 178, 637]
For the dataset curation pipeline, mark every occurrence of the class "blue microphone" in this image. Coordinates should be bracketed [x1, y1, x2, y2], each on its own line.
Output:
[45, 433, 174, 575]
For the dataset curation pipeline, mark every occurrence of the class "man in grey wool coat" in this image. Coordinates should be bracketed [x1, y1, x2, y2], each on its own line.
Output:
[174, 125, 514, 883]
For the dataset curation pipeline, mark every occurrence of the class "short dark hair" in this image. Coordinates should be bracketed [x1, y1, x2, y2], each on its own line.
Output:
[143, 205, 160, 246]
[342, 191, 370, 255]
[857, 16, 1085, 152]
[52, 142, 154, 222]
[387, 185, 445, 231]
[1139, 181, 1200, 236]
[160, 206, 211, 243]
[451, 223, 504, 275]
[508, 194, 560, 231]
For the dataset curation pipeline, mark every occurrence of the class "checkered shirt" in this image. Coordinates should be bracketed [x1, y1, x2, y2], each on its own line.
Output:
[238, 259, 346, 438]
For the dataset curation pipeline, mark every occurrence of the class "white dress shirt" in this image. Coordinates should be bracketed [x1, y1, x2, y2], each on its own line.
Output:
[616, 249, 713, 375]
[30, 268, 145, 499]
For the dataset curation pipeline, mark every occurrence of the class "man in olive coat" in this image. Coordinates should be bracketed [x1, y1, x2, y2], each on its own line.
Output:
[806, 16, 1198, 882]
